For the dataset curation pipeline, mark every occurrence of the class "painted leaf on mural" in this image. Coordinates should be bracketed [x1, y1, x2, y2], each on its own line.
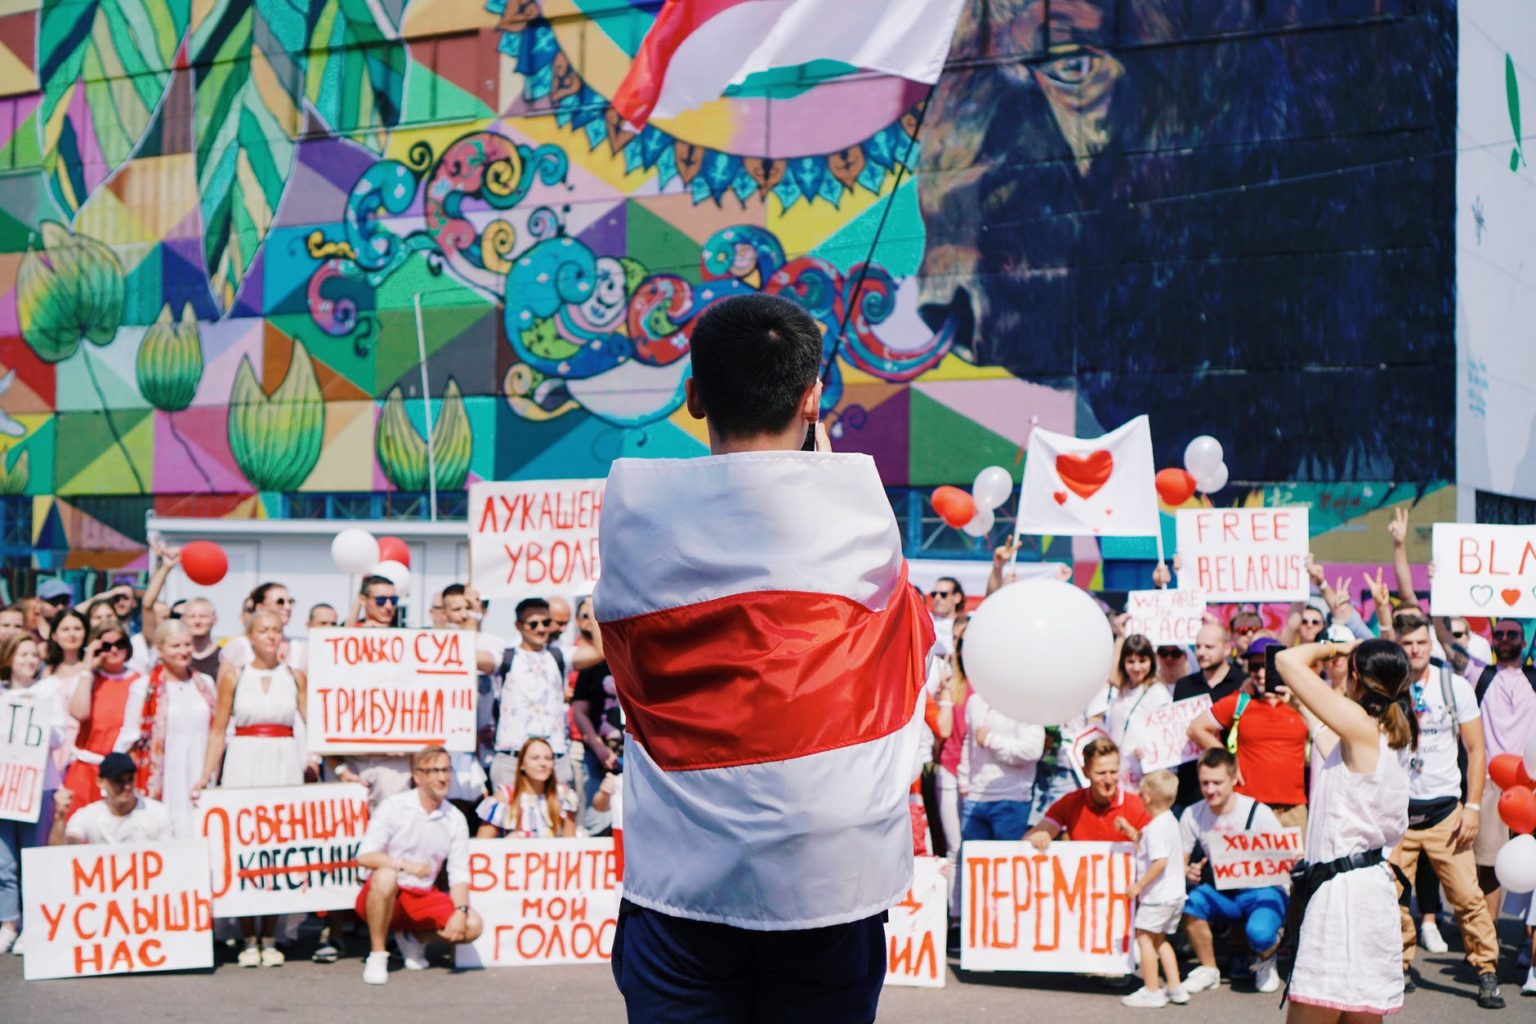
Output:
[228, 342, 325, 492]
[304, 0, 407, 153]
[375, 378, 472, 491]
[0, 450, 29, 497]
[16, 222, 125, 364]
[137, 304, 204, 412]
[190, 0, 309, 312]
[38, 0, 190, 213]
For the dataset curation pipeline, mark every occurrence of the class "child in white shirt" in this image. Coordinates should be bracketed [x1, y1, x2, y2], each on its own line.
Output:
[1120, 770, 1188, 1008]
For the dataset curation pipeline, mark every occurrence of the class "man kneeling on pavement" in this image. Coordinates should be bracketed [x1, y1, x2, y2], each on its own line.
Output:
[355, 746, 483, 985]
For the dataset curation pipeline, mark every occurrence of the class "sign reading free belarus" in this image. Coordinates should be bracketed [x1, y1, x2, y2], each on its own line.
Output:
[306, 629, 476, 754]
[1175, 508, 1310, 602]
[1430, 523, 1536, 617]
[470, 480, 604, 599]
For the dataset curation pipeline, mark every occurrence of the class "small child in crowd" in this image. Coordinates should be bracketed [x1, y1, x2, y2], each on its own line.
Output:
[1121, 770, 1188, 1008]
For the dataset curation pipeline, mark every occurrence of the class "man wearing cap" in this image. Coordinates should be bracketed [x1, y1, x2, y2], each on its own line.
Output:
[50, 752, 173, 845]
[1186, 637, 1310, 835]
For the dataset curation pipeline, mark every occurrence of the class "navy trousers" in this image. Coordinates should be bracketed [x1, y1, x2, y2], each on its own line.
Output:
[611, 899, 887, 1023]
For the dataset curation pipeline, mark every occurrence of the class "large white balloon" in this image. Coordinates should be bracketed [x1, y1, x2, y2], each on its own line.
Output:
[961, 507, 996, 538]
[1493, 834, 1536, 894]
[1194, 462, 1229, 494]
[963, 579, 1113, 726]
[374, 559, 412, 596]
[1524, 734, 1536, 780]
[971, 465, 1014, 511]
[331, 529, 380, 575]
[1184, 435, 1224, 476]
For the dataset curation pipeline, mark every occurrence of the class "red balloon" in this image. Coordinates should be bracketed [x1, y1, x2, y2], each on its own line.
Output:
[931, 486, 977, 530]
[180, 541, 228, 587]
[1498, 785, 1536, 835]
[1491, 753, 1529, 792]
[377, 535, 410, 567]
[1155, 467, 1197, 506]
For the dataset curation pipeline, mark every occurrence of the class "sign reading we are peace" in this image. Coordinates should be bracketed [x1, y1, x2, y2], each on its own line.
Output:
[1430, 523, 1536, 617]
[1123, 588, 1205, 647]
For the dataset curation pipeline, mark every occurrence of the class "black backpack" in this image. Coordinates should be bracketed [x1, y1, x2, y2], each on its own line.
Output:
[1474, 663, 1536, 705]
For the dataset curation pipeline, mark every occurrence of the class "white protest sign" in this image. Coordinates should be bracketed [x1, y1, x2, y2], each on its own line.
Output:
[961, 840, 1136, 973]
[197, 783, 369, 917]
[1123, 589, 1206, 647]
[306, 629, 476, 753]
[1066, 724, 1112, 788]
[22, 841, 213, 980]
[1175, 508, 1309, 601]
[884, 855, 947, 988]
[457, 838, 620, 967]
[0, 692, 50, 823]
[1430, 522, 1536, 617]
[470, 480, 604, 599]
[1132, 695, 1212, 773]
[1207, 828, 1303, 890]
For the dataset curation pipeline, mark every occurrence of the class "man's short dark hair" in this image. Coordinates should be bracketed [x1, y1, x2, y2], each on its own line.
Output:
[1393, 609, 1431, 637]
[442, 583, 466, 600]
[689, 294, 823, 439]
[936, 577, 965, 601]
[1198, 747, 1237, 774]
[360, 575, 393, 596]
[515, 597, 550, 622]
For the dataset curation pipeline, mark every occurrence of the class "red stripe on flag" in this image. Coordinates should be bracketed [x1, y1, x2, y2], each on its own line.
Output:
[611, 0, 758, 126]
[603, 569, 934, 771]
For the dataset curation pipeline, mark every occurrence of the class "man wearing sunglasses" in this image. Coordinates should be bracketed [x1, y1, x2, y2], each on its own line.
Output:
[488, 598, 571, 793]
[928, 578, 964, 658]
[1473, 619, 1536, 927]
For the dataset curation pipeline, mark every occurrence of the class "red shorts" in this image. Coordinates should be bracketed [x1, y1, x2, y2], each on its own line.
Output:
[355, 878, 456, 933]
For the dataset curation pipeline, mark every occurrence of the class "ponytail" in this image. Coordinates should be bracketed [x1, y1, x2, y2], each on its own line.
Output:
[1350, 639, 1419, 752]
[1373, 696, 1418, 752]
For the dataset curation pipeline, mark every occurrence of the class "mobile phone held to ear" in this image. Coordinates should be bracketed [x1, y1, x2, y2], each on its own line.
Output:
[802, 422, 817, 451]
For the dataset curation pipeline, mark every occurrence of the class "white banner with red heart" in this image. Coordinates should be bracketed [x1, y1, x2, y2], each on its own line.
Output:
[1017, 415, 1159, 537]
[1430, 522, 1536, 617]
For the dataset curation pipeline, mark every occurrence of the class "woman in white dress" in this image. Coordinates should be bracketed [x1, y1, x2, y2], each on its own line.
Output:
[1106, 634, 1171, 786]
[114, 622, 217, 839]
[1274, 638, 1415, 1023]
[195, 609, 307, 968]
[0, 635, 65, 954]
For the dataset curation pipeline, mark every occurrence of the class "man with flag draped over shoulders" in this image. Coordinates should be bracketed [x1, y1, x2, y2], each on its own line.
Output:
[593, 293, 936, 1022]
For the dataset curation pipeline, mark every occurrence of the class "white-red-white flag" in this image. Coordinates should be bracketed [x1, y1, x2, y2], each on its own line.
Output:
[1017, 415, 1159, 537]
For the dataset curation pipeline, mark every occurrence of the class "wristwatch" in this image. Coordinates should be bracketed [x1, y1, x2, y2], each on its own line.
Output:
[455, 904, 469, 914]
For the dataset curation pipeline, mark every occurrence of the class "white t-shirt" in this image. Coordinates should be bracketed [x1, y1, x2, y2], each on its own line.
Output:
[1408, 667, 1479, 802]
[65, 796, 175, 845]
[1136, 810, 1186, 905]
[359, 789, 470, 892]
[962, 695, 1046, 802]
[931, 615, 955, 659]
[1179, 793, 1286, 891]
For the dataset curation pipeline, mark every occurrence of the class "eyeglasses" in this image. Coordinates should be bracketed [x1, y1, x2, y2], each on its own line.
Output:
[1156, 649, 1183, 659]
[930, 590, 956, 599]
[1492, 629, 1523, 639]
[44, 595, 70, 606]
[102, 637, 131, 652]
[414, 766, 452, 776]
[1450, 630, 1468, 639]
[1234, 625, 1260, 634]
[371, 596, 399, 607]
[269, 597, 294, 607]
[521, 617, 552, 629]
[1300, 618, 1324, 627]
[1245, 659, 1267, 671]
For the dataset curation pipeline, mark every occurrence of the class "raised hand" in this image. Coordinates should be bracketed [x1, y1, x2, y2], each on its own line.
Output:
[993, 536, 1020, 567]
[1363, 567, 1391, 611]
[1307, 553, 1326, 588]
[1387, 507, 1409, 547]
[1329, 576, 1355, 622]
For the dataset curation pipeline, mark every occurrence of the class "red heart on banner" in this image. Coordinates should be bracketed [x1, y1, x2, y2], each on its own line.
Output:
[1501, 588, 1522, 607]
[1053, 491, 1068, 505]
[1056, 451, 1114, 500]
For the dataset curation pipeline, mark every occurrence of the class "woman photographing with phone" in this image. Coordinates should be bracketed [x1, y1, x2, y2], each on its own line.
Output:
[1272, 639, 1415, 1023]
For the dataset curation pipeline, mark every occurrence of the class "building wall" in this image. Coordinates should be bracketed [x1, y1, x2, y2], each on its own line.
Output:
[0, 1, 1496, 569]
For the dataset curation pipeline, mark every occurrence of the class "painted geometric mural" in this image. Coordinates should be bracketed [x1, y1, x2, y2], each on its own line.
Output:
[0, 0, 1507, 565]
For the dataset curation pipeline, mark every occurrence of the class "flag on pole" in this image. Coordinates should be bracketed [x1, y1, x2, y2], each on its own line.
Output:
[593, 450, 934, 929]
[612, 0, 966, 127]
[1017, 415, 1160, 538]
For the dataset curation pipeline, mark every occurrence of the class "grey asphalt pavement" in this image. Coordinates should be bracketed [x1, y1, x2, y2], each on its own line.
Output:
[3, 923, 1530, 1022]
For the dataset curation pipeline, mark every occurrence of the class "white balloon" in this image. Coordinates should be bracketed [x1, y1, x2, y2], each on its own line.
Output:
[1194, 462, 1229, 494]
[1183, 435, 1225, 476]
[331, 529, 380, 575]
[375, 559, 412, 596]
[961, 506, 996, 538]
[971, 465, 1014, 511]
[963, 579, 1114, 725]
[1493, 833, 1536, 894]
[1525, 734, 1536, 781]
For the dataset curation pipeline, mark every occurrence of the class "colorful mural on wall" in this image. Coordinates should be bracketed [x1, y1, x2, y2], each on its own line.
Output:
[0, 0, 1498, 566]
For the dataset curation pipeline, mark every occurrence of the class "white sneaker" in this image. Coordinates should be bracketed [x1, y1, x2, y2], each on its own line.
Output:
[1122, 986, 1170, 1008]
[362, 951, 389, 985]
[1418, 919, 1449, 954]
[1183, 964, 1222, 993]
[259, 944, 285, 967]
[237, 943, 262, 968]
[0, 923, 16, 955]
[393, 931, 429, 970]
[1166, 986, 1190, 1005]
[1254, 956, 1280, 994]
[1522, 966, 1536, 996]
[10, 933, 23, 955]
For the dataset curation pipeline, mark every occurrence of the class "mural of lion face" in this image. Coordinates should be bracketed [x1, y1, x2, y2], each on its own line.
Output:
[917, 0, 1456, 485]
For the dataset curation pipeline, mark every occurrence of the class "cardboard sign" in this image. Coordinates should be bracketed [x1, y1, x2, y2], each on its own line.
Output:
[1206, 828, 1303, 890]
[885, 856, 947, 988]
[457, 838, 620, 967]
[961, 840, 1136, 974]
[1175, 508, 1309, 602]
[305, 629, 476, 753]
[197, 783, 369, 917]
[1430, 522, 1536, 616]
[0, 692, 50, 823]
[1065, 724, 1112, 788]
[21, 842, 213, 980]
[470, 480, 604, 599]
[1133, 695, 1212, 773]
[1123, 589, 1206, 647]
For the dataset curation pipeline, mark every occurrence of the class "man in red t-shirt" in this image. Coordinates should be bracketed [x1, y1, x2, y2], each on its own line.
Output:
[1187, 637, 1309, 833]
[1026, 737, 1151, 847]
